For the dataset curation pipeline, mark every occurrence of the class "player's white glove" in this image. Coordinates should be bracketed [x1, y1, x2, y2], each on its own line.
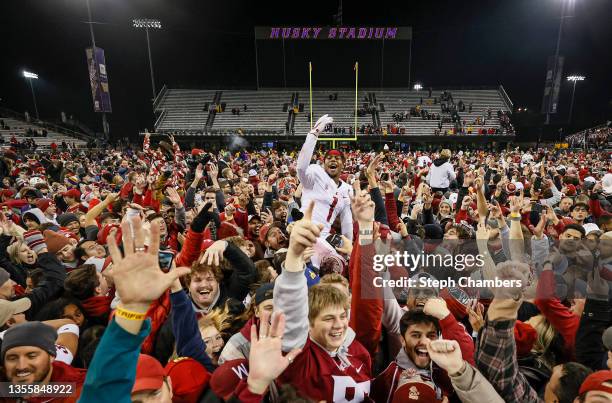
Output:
[310, 114, 334, 136]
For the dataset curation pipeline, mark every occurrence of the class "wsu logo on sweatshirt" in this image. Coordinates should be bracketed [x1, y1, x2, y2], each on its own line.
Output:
[331, 375, 371, 402]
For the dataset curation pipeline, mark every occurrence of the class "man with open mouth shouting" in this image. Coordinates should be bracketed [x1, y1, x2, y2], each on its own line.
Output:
[297, 114, 354, 242]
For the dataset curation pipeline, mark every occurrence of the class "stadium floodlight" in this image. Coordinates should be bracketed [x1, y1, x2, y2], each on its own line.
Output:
[413, 83, 423, 91]
[132, 18, 162, 29]
[22, 70, 40, 120]
[566, 75, 585, 125]
[23, 71, 38, 79]
[133, 18, 162, 99]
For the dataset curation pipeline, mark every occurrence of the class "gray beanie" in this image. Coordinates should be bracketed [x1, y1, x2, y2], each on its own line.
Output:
[1, 322, 57, 361]
[57, 213, 79, 227]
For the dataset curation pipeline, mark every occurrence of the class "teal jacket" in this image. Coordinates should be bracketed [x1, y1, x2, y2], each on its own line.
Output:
[78, 318, 151, 402]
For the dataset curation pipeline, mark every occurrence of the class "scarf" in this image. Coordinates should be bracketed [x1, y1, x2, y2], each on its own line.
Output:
[81, 295, 113, 318]
[190, 288, 220, 318]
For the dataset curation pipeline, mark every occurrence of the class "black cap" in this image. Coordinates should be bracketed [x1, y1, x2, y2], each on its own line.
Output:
[57, 213, 79, 227]
[1, 322, 57, 361]
[254, 283, 274, 305]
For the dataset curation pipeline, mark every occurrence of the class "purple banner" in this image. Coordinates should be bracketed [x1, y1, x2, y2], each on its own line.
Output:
[255, 26, 412, 40]
[85, 46, 112, 113]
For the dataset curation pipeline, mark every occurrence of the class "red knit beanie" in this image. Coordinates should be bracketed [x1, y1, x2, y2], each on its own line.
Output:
[43, 230, 72, 254]
[514, 320, 537, 357]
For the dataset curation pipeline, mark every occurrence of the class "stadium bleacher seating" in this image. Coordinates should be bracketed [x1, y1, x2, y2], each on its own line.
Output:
[154, 87, 513, 136]
[0, 116, 88, 149]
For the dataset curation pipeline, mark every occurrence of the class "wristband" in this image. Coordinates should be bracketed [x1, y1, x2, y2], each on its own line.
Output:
[57, 324, 80, 337]
[115, 306, 147, 321]
[510, 212, 521, 218]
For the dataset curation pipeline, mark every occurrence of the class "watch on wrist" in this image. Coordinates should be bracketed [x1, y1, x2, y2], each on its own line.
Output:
[450, 361, 468, 377]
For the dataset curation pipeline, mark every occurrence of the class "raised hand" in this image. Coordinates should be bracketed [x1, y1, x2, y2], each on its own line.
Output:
[107, 217, 190, 311]
[489, 200, 503, 219]
[509, 190, 523, 214]
[334, 235, 353, 256]
[285, 202, 323, 272]
[200, 240, 228, 266]
[194, 163, 204, 181]
[492, 260, 530, 300]
[209, 163, 218, 180]
[261, 208, 274, 225]
[310, 114, 334, 136]
[165, 187, 183, 207]
[425, 339, 465, 376]
[366, 153, 383, 183]
[351, 189, 375, 225]
[586, 264, 609, 301]
[423, 298, 451, 320]
[467, 302, 485, 332]
[247, 311, 302, 394]
[396, 221, 409, 238]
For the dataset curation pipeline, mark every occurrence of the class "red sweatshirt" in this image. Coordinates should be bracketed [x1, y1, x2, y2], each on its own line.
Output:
[534, 269, 579, 359]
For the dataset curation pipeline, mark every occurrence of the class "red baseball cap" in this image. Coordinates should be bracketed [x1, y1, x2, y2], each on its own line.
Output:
[210, 359, 249, 400]
[392, 380, 442, 402]
[62, 189, 81, 200]
[132, 354, 165, 394]
[579, 370, 612, 396]
[164, 357, 211, 403]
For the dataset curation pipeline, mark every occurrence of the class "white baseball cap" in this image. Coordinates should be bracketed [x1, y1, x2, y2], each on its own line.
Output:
[583, 223, 603, 237]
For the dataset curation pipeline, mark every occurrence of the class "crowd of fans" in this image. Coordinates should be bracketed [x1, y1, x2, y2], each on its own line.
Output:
[567, 125, 612, 149]
[0, 114, 610, 402]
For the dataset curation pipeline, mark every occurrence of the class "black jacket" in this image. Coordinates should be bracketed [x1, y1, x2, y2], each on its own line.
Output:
[154, 244, 256, 364]
[25, 252, 66, 320]
[0, 235, 27, 287]
[575, 297, 611, 371]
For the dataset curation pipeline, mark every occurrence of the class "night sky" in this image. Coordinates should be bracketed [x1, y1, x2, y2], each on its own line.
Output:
[1, 0, 611, 139]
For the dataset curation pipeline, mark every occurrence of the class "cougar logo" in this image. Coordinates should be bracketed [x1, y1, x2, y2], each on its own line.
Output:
[409, 385, 420, 400]
[331, 376, 370, 402]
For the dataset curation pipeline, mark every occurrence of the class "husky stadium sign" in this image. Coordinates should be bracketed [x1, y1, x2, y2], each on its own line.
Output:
[255, 26, 412, 40]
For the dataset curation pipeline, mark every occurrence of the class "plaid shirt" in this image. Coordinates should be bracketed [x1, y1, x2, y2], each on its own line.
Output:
[476, 319, 542, 403]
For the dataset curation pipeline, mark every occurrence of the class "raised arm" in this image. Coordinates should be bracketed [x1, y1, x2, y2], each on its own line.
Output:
[273, 202, 322, 352]
[349, 187, 383, 357]
[79, 217, 190, 402]
[22, 233, 66, 320]
[84, 193, 117, 227]
[296, 115, 332, 189]
[475, 263, 539, 403]
[169, 279, 215, 372]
